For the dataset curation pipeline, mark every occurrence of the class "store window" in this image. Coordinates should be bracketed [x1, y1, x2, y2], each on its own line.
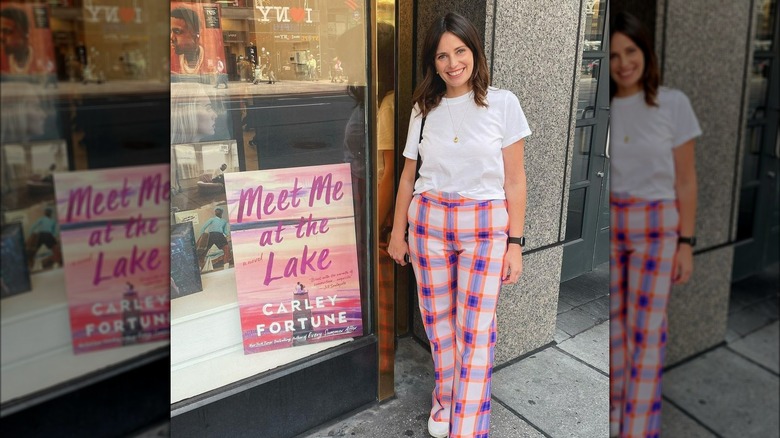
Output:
[1, 0, 170, 433]
[169, 0, 375, 404]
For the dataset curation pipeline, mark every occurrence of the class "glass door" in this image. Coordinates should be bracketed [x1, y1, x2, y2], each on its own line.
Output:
[561, 0, 610, 281]
[734, 0, 779, 281]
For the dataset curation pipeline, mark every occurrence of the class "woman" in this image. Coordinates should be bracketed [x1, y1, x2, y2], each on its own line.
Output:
[608, 12, 700, 438]
[170, 82, 218, 144]
[387, 12, 530, 438]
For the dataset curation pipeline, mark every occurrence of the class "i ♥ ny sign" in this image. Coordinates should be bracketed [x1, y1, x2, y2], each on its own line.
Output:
[256, 5, 314, 23]
[84, 5, 142, 24]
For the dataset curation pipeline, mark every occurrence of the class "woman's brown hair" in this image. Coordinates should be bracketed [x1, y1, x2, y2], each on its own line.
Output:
[610, 11, 660, 106]
[412, 12, 490, 117]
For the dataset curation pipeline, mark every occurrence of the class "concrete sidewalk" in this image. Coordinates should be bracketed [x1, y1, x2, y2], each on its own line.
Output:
[300, 264, 612, 438]
[662, 265, 779, 438]
[300, 264, 779, 438]
[135, 265, 777, 437]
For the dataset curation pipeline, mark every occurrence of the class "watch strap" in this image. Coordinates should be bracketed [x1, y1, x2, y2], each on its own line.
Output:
[678, 236, 696, 247]
[508, 236, 525, 247]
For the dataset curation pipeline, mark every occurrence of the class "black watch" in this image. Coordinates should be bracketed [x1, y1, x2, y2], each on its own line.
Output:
[678, 236, 697, 247]
[508, 236, 525, 247]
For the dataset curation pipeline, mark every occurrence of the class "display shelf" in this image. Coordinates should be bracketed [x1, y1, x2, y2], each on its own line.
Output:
[1, 269, 168, 405]
[171, 267, 351, 403]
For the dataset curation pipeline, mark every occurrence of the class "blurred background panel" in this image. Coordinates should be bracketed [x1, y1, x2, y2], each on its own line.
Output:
[1, 1, 170, 436]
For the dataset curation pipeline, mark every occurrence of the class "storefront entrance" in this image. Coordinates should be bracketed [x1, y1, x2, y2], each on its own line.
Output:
[733, 0, 779, 281]
[561, 0, 610, 281]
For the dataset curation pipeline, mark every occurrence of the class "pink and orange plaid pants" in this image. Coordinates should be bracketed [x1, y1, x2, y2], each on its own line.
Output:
[610, 193, 679, 438]
[407, 191, 508, 438]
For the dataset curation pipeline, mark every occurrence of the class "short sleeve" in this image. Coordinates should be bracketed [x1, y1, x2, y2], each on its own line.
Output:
[502, 91, 532, 148]
[672, 91, 702, 148]
[402, 105, 423, 160]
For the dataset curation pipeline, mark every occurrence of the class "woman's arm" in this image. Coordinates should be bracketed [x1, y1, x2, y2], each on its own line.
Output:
[502, 139, 526, 284]
[673, 139, 697, 284]
[387, 157, 417, 266]
[378, 151, 395, 228]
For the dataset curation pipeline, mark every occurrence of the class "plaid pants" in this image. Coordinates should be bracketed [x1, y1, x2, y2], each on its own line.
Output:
[408, 192, 508, 438]
[610, 193, 679, 438]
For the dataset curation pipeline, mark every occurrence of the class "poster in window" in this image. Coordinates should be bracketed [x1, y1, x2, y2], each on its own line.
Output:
[1, 141, 69, 274]
[0, 3, 56, 78]
[223, 163, 363, 354]
[170, 221, 202, 298]
[170, 2, 225, 79]
[170, 140, 238, 276]
[1, 222, 32, 297]
[54, 165, 170, 354]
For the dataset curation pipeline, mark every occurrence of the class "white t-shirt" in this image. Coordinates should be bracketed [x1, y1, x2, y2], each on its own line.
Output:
[402, 87, 531, 200]
[610, 87, 702, 200]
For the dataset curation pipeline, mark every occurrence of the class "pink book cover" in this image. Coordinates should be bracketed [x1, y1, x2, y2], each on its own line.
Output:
[54, 165, 170, 354]
[224, 164, 363, 355]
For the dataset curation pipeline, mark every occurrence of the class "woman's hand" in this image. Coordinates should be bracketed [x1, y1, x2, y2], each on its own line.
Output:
[673, 244, 694, 284]
[387, 232, 410, 266]
[502, 244, 523, 284]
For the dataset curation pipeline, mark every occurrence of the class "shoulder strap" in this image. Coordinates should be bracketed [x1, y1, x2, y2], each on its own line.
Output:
[418, 116, 426, 145]
[416, 116, 426, 177]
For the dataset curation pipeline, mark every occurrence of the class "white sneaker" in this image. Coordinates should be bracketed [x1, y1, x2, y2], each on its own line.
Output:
[427, 416, 448, 438]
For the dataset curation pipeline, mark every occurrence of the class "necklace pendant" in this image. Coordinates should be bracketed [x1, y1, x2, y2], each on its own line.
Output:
[454, 136, 459, 143]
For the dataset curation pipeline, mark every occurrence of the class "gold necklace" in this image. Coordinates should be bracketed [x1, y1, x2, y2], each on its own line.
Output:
[9, 46, 33, 73]
[179, 46, 204, 74]
[444, 95, 470, 143]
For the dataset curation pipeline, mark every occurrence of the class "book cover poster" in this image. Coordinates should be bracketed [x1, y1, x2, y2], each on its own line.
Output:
[223, 163, 363, 354]
[170, 221, 202, 298]
[170, 2, 225, 77]
[0, 3, 56, 77]
[1, 141, 69, 274]
[1, 222, 32, 297]
[170, 141, 238, 275]
[54, 165, 170, 354]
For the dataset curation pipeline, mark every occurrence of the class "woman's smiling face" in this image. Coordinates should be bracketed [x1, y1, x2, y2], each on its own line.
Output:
[610, 31, 645, 96]
[435, 31, 474, 97]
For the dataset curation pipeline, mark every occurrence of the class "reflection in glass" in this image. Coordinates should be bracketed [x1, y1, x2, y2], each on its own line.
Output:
[742, 126, 763, 185]
[755, 0, 777, 51]
[1, 79, 63, 280]
[171, 2, 225, 82]
[169, 0, 379, 404]
[583, 0, 605, 51]
[748, 58, 770, 120]
[578, 58, 599, 119]
[565, 188, 587, 242]
[171, 82, 222, 144]
[374, 17, 396, 398]
[571, 126, 593, 183]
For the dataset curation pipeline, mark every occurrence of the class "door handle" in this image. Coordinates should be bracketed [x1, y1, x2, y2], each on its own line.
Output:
[768, 171, 777, 179]
[597, 171, 605, 178]
[605, 126, 610, 159]
[600, 106, 610, 111]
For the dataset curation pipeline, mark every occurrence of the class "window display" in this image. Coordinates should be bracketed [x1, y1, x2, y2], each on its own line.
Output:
[170, 0, 374, 405]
